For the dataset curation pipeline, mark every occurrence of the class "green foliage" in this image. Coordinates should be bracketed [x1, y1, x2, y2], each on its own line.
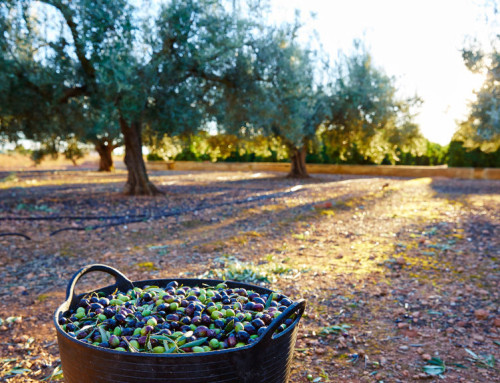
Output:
[253, 30, 327, 149]
[206, 18, 330, 161]
[464, 348, 496, 369]
[447, 140, 500, 167]
[12, 144, 32, 156]
[319, 324, 351, 336]
[423, 357, 446, 376]
[148, 133, 289, 163]
[0, 0, 123, 150]
[1, 0, 284, 188]
[63, 138, 86, 165]
[397, 141, 448, 166]
[30, 139, 59, 165]
[325, 42, 425, 163]
[199, 255, 295, 285]
[146, 152, 164, 162]
[456, 41, 500, 151]
[148, 132, 500, 167]
[41, 365, 64, 381]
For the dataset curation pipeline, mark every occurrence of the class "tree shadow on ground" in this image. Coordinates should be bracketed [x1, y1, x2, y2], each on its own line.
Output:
[430, 177, 500, 196]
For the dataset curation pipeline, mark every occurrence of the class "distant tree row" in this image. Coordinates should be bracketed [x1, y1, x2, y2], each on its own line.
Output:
[146, 133, 500, 167]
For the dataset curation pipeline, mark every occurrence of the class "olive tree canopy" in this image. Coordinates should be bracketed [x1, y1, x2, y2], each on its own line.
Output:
[0, 0, 274, 193]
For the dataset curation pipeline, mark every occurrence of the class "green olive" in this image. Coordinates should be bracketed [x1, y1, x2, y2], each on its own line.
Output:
[211, 311, 222, 320]
[129, 340, 140, 350]
[147, 317, 157, 326]
[209, 339, 220, 349]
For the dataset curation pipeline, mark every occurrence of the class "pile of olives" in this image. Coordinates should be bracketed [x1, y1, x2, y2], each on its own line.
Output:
[59, 281, 296, 353]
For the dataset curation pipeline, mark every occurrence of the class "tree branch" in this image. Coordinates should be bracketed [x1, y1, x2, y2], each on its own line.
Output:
[189, 67, 233, 87]
[39, 0, 96, 84]
[58, 85, 88, 104]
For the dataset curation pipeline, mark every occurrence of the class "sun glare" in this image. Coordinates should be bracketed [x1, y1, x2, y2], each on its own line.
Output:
[270, 0, 495, 145]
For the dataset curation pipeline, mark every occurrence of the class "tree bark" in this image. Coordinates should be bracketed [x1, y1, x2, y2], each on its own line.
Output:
[119, 118, 163, 196]
[287, 146, 310, 178]
[95, 140, 115, 172]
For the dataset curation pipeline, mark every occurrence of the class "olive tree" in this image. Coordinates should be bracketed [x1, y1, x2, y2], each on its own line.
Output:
[211, 25, 330, 178]
[324, 43, 424, 164]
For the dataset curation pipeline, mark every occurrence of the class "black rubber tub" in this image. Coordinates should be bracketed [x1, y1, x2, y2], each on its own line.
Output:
[54, 264, 306, 383]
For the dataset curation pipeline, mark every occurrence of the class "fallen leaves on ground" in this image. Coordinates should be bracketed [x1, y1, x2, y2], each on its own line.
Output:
[0, 170, 499, 382]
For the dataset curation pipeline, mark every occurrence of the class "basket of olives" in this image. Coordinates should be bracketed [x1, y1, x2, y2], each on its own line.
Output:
[54, 264, 306, 383]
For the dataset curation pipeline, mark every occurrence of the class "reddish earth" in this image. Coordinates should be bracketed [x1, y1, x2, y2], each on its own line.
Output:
[0, 165, 499, 382]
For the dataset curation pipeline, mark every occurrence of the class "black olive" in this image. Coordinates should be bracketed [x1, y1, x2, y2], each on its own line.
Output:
[227, 334, 237, 347]
[280, 298, 292, 307]
[212, 294, 222, 302]
[103, 308, 115, 318]
[251, 318, 265, 329]
[192, 316, 202, 326]
[167, 281, 178, 289]
[214, 319, 225, 329]
[236, 330, 250, 343]
[89, 303, 103, 311]
[98, 298, 109, 306]
[156, 303, 168, 312]
[78, 299, 90, 308]
[135, 320, 146, 328]
[169, 321, 180, 330]
[166, 314, 179, 322]
[201, 314, 211, 325]
[253, 297, 266, 305]
[121, 328, 134, 336]
[194, 326, 209, 337]
[244, 324, 256, 334]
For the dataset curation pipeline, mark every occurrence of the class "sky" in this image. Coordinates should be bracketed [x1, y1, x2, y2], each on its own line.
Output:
[269, 0, 496, 145]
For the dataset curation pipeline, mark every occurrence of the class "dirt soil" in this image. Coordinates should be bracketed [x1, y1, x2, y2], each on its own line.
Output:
[0, 168, 499, 382]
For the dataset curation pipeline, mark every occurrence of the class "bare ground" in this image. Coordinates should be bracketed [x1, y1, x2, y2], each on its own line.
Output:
[0, 168, 499, 382]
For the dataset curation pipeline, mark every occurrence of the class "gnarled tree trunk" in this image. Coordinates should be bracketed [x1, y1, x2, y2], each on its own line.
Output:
[95, 140, 115, 172]
[119, 118, 162, 196]
[288, 146, 309, 178]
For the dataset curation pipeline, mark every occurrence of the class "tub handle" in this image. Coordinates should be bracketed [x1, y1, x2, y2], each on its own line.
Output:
[259, 298, 306, 345]
[65, 264, 134, 309]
